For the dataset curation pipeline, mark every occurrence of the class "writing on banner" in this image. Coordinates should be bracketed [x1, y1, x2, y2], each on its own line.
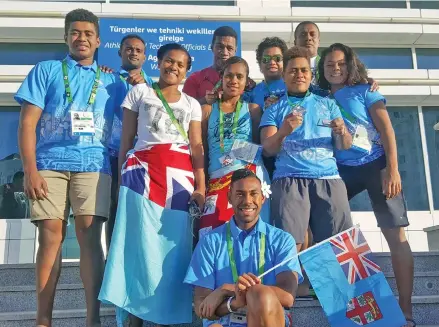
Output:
[98, 19, 241, 77]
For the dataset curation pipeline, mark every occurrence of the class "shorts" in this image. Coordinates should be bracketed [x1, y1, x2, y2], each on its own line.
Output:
[271, 177, 353, 243]
[338, 155, 409, 229]
[31, 170, 111, 223]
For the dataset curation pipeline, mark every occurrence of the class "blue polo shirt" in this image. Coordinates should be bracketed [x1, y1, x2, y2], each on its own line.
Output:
[184, 217, 302, 327]
[334, 85, 386, 166]
[108, 69, 154, 154]
[14, 55, 118, 174]
[260, 92, 342, 180]
[247, 79, 286, 110]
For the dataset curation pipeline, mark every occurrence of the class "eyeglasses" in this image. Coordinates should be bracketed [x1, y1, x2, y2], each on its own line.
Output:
[262, 55, 283, 64]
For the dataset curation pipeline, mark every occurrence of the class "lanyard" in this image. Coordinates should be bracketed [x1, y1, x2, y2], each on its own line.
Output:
[62, 59, 100, 105]
[331, 95, 357, 124]
[226, 221, 265, 283]
[152, 82, 188, 142]
[119, 70, 145, 84]
[286, 90, 310, 110]
[219, 99, 242, 154]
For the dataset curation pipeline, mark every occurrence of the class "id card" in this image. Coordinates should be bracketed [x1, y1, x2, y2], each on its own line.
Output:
[317, 118, 331, 127]
[219, 153, 235, 167]
[352, 125, 372, 152]
[71, 111, 95, 136]
[231, 140, 262, 164]
[230, 308, 247, 324]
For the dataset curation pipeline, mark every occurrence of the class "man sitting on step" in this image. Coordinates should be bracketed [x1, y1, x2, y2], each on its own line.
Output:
[184, 168, 303, 327]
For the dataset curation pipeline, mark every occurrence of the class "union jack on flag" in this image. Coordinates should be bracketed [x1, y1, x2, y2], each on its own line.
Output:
[121, 144, 194, 212]
[330, 227, 381, 284]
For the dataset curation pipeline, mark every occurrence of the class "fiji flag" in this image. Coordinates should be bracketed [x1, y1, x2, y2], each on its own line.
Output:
[99, 144, 195, 326]
[299, 227, 406, 327]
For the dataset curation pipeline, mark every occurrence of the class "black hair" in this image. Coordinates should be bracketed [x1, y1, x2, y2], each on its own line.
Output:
[220, 56, 256, 92]
[231, 168, 260, 185]
[120, 34, 146, 50]
[256, 37, 288, 65]
[282, 46, 310, 70]
[318, 43, 369, 90]
[157, 43, 192, 71]
[211, 26, 238, 48]
[64, 8, 99, 36]
[294, 21, 320, 39]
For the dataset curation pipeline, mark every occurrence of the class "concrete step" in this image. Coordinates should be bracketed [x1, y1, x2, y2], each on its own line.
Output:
[1, 252, 438, 288]
[0, 297, 438, 327]
[372, 252, 439, 274]
[0, 308, 201, 327]
[385, 271, 439, 297]
[0, 263, 80, 288]
[1, 268, 437, 303]
[0, 284, 111, 313]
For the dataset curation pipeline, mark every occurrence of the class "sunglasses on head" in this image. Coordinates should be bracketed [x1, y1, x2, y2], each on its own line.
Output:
[262, 55, 283, 64]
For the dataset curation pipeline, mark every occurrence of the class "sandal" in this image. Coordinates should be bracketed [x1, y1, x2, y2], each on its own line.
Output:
[406, 318, 417, 327]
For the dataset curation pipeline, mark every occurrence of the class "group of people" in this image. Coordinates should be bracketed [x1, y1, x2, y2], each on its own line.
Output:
[15, 7, 416, 327]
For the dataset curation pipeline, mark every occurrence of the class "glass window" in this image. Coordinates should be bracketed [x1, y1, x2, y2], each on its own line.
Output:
[416, 48, 439, 69]
[422, 107, 439, 209]
[291, 0, 406, 8]
[410, 0, 439, 9]
[110, 0, 235, 5]
[0, 108, 25, 220]
[0, 43, 67, 65]
[353, 48, 413, 69]
[349, 106, 429, 211]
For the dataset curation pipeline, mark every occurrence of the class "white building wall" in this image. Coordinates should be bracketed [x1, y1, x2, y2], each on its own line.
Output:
[0, 0, 439, 263]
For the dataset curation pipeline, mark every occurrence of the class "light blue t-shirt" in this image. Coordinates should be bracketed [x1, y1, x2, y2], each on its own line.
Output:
[260, 93, 342, 180]
[207, 101, 252, 176]
[334, 85, 386, 166]
[184, 217, 303, 327]
[14, 55, 117, 174]
[108, 68, 154, 154]
[247, 79, 286, 110]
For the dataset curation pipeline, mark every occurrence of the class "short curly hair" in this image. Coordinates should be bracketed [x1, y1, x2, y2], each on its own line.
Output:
[65, 8, 99, 36]
[317, 43, 368, 90]
[255, 37, 288, 65]
[282, 46, 310, 70]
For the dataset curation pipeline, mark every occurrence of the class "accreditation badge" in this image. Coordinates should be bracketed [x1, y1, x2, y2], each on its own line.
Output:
[352, 125, 372, 152]
[231, 140, 262, 165]
[230, 308, 247, 325]
[71, 111, 95, 136]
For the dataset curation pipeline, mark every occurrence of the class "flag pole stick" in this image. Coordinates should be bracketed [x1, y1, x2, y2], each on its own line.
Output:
[258, 225, 359, 280]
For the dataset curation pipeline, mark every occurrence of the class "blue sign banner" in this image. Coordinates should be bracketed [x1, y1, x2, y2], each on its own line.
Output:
[98, 18, 241, 77]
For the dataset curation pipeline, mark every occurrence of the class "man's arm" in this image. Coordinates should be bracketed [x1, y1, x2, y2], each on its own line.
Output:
[194, 284, 235, 320]
[18, 102, 47, 200]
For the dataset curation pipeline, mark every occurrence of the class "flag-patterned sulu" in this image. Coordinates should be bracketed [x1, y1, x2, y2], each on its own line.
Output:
[299, 227, 406, 327]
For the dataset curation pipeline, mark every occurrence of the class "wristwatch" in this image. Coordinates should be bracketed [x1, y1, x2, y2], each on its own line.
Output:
[227, 296, 236, 313]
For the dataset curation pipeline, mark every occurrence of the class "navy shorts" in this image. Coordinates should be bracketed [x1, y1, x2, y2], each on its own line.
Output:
[338, 155, 409, 229]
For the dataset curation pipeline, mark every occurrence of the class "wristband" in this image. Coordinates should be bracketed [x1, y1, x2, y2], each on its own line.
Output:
[227, 296, 236, 313]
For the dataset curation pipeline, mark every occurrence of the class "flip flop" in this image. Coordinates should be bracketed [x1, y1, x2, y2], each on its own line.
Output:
[406, 318, 417, 327]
